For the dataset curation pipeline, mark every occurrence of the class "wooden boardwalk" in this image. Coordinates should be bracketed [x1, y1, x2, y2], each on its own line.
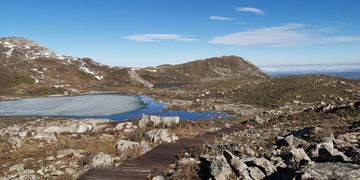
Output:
[77, 125, 243, 180]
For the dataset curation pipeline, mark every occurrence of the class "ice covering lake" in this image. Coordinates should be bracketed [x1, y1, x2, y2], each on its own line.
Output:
[0, 94, 229, 121]
[0, 94, 145, 117]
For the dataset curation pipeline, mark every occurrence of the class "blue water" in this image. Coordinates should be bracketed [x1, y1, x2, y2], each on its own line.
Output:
[96, 96, 229, 121]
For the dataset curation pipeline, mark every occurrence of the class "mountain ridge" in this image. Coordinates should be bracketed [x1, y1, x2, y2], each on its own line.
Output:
[0, 37, 268, 96]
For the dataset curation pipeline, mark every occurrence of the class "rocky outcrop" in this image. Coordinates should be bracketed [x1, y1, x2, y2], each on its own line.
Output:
[139, 115, 180, 128]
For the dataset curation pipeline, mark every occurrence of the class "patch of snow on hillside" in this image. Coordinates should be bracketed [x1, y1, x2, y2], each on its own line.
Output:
[79, 66, 103, 80]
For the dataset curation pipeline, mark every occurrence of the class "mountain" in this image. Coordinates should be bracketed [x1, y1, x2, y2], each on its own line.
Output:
[137, 56, 269, 85]
[0, 37, 268, 96]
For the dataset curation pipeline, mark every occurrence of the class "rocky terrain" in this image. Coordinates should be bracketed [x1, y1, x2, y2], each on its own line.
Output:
[1, 36, 360, 179]
[0, 37, 266, 97]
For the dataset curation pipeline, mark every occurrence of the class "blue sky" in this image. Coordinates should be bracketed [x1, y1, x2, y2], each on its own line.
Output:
[1, 0, 360, 68]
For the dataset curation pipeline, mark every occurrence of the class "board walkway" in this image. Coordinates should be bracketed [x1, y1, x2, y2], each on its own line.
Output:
[77, 125, 244, 180]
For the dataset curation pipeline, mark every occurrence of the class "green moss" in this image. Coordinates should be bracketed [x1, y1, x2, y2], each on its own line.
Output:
[9, 75, 35, 85]
[78, 70, 97, 80]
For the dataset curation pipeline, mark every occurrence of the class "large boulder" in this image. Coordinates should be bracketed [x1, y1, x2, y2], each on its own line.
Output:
[116, 140, 139, 151]
[75, 122, 93, 133]
[209, 154, 236, 180]
[139, 115, 179, 127]
[34, 132, 57, 141]
[90, 152, 114, 168]
[146, 129, 170, 143]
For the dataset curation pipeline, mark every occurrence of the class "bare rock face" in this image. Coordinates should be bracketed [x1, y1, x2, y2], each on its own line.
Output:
[299, 162, 360, 180]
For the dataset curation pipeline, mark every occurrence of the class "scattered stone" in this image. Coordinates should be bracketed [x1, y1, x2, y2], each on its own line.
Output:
[34, 132, 57, 141]
[57, 149, 76, 158]
[299, 162, 360, 179]
[75, 122, 93, 133]
[139, 115, 179, 127]
[116, 140, 139, 151]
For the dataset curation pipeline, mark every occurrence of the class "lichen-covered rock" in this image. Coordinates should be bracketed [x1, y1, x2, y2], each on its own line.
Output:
[75, 122, 93, 133]
[299, 162, 360, 180]
[90, 152, 114, 168]
[139, 115, 179, 127]
[209, 155, 236, 180]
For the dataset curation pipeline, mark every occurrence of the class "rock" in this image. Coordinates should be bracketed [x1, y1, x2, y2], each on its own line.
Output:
[152, 175, 165, 180]
[66, 168, 76, 174]
[91, 152, 114, 168]
[9, 137, 23, 148]
[252, 157, 277, 177]
[46, 156, 56, 161]
[114, 122, 133, 130]
[248, 166, 266, 180]
[284, 135, 309, 148]
[287, 146, 312, 169]
[248, 116, 264, 124]
[34, 132, 57, 141]
[4, 125, 22, 135]
[146, 129, 169, 143]
[43, 126, 62, 134]
[19, 131, 28, 138]
[345, 147, 360, 164]
[299, 162, 360, 180]
[178, 158, 198, 165]
[75, 122, 93, 133]
[210, 155, 236, 180]
[57, 149, 75, 158]
[319, 144, 351, 162]
[223, 150, 252, 179]
[139, 141, 150, 154]
[139, 115, 179, 127]
[9, 164, 25, 173]
[51, 170, 64, 176]
[116, 140, 138, 151]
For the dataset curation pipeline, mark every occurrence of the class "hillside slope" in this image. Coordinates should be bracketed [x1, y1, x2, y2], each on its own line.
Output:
[0, 37, 268, 96]
[137, 56, 269, 84]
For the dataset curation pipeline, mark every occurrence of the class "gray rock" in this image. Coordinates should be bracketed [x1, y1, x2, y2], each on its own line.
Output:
[300, 162, 360, 180]
[210, 155, 236, 180]
[51, 170, 64, 176]
[91, 152, 113, 168]
[57, 149, 75, 158]
[139, 115, 179, 127]
[9, 164, 25, 173]
[319, 144, 351, 162]
[116, 140, 138, 151]
[287, 146, 312, 169]
[253, 157, 277, 177]
[223, 150, 251, 180]
[146, 129, 169, 143]
[248, 166, 266, 180]
[65, 168, 76, 174]
[152, 175, 165, 180]
[4, 125, 22, 135]
[34, 132, 57, 141]
[43, 126, 62, 134]
[139, 141, 150, 154]
[9, 137, 23, 148]
[75, 122, 93, 133]
[248, 116, 264, 124]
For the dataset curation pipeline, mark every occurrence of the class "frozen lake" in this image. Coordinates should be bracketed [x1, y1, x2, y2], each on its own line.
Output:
[0, 94, 228, 121]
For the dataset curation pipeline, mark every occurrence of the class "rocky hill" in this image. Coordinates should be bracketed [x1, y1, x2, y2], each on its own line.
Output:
[137, 56, 269, 85]
[0, 37, 268, 96]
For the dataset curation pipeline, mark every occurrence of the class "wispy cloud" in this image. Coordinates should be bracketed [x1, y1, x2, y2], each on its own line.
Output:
[235, 7, 265, 15]
[208, 23, 360, 46]
[210, 16, 235, 20]
[122, 34, 198, 42]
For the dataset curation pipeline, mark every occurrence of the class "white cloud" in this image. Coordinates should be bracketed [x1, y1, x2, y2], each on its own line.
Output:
[210, 16, 235, 20]
[122, 34, 198, 42]
[208, 23, 360, 46]
[235, 7, 265, 15]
